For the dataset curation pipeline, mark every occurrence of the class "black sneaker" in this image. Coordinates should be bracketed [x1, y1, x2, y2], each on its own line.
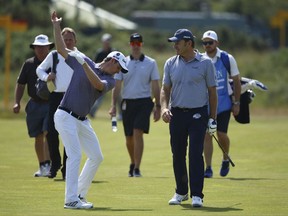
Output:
[133, 168, 142, 177]
[128, 164, 135, 177]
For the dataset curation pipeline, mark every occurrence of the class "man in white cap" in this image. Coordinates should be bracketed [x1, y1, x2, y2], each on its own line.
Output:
[201, 30, 241, 178]
[13, 34, 54, 177]
[51, 11, 128, 209]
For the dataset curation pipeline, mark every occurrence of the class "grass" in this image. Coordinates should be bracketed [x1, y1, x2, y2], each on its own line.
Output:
[0, 110, 287, 216]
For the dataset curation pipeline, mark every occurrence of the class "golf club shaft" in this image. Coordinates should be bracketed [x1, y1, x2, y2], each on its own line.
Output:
[211, 133, 235, 167]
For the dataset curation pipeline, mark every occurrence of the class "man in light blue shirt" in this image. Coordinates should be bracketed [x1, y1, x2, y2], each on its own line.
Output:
[161, 29, 217, 208]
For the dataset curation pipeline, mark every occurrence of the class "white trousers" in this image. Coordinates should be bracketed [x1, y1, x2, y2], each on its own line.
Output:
[54, 109, 103, 203]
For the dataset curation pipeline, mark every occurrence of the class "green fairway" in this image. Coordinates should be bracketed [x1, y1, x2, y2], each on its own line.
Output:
[0, 112, 287, 216]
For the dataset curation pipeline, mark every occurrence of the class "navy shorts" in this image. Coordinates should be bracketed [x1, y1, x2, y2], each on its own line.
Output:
[25, 99, 49, 137]
[217, 110, 231, 133]
[121, 98, 154, 136]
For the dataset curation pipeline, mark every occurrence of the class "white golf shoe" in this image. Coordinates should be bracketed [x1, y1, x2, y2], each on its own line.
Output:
[168, 193, 188, 205]
[192, 196, 203, 207]
[64, 199, 93, 209]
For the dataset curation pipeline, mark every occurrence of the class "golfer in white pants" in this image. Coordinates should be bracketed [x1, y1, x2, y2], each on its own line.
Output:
[51, 11, 128, 209]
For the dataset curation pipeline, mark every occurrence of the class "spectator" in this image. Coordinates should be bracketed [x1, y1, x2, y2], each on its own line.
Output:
[160, 29, 217, 207]
[13, 34, 53, 177]
[36, 27, 79, 179]
[201, 30, 241, 178]
[90, 33, 122, 119]
[109, 33, 161, 177]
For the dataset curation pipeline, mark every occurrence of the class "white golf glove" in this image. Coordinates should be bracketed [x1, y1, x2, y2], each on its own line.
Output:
[69, 51, 85, 65]
[207, 118, 217, 135]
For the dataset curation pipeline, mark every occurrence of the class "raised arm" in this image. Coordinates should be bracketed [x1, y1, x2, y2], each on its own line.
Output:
[51, 11, 68, 59]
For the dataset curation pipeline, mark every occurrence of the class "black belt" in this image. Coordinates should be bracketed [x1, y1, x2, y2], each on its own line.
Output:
[58, 106, 87, 121]
[172, 106, 207, 112]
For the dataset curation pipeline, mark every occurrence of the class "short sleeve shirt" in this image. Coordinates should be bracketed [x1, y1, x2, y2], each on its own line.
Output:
[114, 54, 160, 99]
[162, 52, 216, 108]
[17, 56, 48, 102]
[60, 54, 115, 116]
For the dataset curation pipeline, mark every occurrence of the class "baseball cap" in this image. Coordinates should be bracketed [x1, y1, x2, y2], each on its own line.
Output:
[30, 34, 54, 49]
[168, 29, 195, 42]
[130, 33, 143, 42]
[101, 33, 112, 42]
[107, 51, 128, 73]
[202, 30, 218, 41]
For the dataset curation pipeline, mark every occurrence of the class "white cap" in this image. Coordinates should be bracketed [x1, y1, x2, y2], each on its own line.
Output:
[202, 30, 218, 41]
[101, 33, 112, 42]
[107, 51, 128, 73]
[30, 34, 54, 48]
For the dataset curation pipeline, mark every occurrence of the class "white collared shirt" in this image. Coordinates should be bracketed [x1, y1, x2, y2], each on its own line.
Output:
[36, 49, 76, 92]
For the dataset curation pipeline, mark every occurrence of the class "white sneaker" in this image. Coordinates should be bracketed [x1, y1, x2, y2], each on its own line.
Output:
[64, 199, 93, 209]
[34, 169, 42, 177]
[192, 196, 203, 207]
[168, 193, 188, 205]
[34, 164, 50, 177]
[78, 195, 93, 205]
[41, 164, 50, 177]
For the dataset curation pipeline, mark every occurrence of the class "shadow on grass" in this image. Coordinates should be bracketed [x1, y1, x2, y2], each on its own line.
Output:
[84, 207, 153, 212]
[220, 177, 273, 181]
[181, 203, 243, 212]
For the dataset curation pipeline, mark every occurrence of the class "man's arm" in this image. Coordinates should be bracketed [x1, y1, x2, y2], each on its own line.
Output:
[231, 74, 241, 116]
[208, 86, 217, 120]
[160, 84, 172, 123]
[36, 52, 56, 81]
[151, 80, 161, 107]
[82, 63, 105, 91]
[151, 80, 161, 122]
[109, 80, 122, 117]
[51, 11, 68, 59]
[13, 84, 25, 113]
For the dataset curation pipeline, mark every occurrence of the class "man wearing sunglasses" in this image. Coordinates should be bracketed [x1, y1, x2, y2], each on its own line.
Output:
[109, 33, 161, 177]
[202, 30, 241, 178]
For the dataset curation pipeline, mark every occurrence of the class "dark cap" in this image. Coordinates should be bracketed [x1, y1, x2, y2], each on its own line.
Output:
[168, 29, 195, 42]
[130, 33, 143, 42]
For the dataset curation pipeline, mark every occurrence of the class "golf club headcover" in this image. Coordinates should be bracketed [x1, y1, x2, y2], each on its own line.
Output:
[208, 118, 217, 135]
[69, 51, 85, 65]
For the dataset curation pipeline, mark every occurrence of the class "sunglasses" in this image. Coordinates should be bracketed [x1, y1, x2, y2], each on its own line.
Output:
[202, 41, 214, 46]
[130, 41, 142, 47]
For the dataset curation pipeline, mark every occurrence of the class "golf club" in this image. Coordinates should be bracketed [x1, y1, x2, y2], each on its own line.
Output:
[211, 133, 235, 167]
[202, 118, 235, 167]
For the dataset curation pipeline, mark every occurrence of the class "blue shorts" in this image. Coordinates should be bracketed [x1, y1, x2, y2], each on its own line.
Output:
[121, 98, 154, 136]
[217, 110, 231, 133]
[25, 99, 49, 137]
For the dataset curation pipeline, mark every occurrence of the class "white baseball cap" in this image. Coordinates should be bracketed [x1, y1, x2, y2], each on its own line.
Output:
[107, 51, 128, 73]
[101, 33, 112, 42]
[30, 34, 54, 49]
[202, 30, 218, 41]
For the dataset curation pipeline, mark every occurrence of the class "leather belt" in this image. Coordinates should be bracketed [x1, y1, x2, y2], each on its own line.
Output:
[172, 107, 195, 112]
[58, 106, 87, 121]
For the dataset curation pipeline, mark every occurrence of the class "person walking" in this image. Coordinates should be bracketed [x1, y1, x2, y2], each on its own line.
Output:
[109, 33, 161, 177]
[51, 11, 128, 209]
[13, 34, 53, 177]
[160, 29, 217, 207]
[201, 30, 241, 178]
[36, 27, 79, 179]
